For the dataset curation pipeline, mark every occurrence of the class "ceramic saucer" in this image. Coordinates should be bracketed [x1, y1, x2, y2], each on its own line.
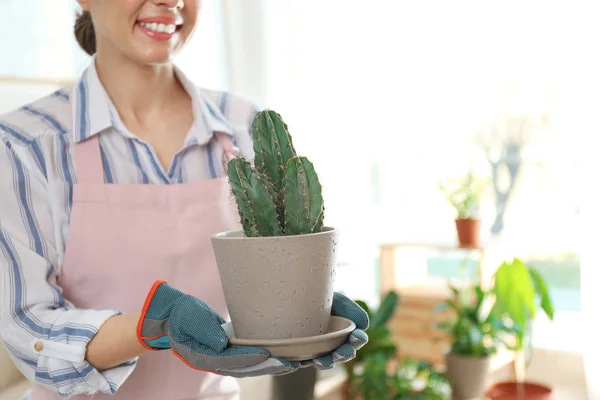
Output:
[222, 316, 356, 361]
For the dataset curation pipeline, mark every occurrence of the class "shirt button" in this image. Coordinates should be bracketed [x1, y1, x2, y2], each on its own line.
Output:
[34, 341, 44, 352]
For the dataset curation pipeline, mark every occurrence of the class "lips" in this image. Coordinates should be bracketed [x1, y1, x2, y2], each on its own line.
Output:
[139, 21, 177, 34]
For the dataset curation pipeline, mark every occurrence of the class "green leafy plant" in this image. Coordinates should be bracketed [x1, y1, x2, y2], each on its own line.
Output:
[439, 171, 487, 219]
[436, 282, 514, 357]
[228, 110, 324, 237]
[345, 292, 452, 399]
[436, 257, 554, 359]
[355, 355, 452, 400]
[394, 359, 453, 400]
[343, 291, 400, 387]
[490, 257, 555, 352]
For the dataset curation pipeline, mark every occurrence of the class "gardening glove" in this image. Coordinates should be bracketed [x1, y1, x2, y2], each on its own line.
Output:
[223, 291, 370, 377]
[137, 280, 302, 377]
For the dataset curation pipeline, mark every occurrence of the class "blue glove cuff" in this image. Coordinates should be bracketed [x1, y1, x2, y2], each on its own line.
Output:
[137, 280, 185, 350]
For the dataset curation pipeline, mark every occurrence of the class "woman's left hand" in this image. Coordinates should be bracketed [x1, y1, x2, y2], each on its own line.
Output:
[224, 292, 369, 377]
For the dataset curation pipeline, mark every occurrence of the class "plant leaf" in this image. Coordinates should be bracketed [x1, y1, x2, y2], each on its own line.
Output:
[355, 300, 372, 319]
[434, 299, 456, 313]
[448, 283, 460, 298]
[492, 259, 537, 331]
[528, 267, 555, 321]
[371, 291, 399, 328]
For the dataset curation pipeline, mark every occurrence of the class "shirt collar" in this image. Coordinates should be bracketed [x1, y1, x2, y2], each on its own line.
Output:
[70, 57, 112, 143]
[173, 65, 234, 145]
[71, 56, 233, 144]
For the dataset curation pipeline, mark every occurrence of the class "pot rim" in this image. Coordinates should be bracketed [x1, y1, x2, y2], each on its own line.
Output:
[212, 226, 337, 240]
[228, 316, 355, 346]
[486, 380, 553, 393]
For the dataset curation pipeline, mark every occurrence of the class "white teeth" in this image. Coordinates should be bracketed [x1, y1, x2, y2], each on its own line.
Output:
[140, 22, 178, 34]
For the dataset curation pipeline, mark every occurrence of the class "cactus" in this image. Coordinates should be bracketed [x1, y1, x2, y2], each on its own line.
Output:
[252, 110, 297, 195]
[283, 157, 324, 235]
[228, 109, 325, 237]
[227, 158, 283, 237]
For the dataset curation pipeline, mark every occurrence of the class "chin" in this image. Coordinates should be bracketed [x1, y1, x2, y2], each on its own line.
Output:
[134, 48, 178, 66]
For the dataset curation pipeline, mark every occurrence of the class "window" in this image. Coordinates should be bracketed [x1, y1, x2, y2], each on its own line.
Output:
[250, 3, 591, 337]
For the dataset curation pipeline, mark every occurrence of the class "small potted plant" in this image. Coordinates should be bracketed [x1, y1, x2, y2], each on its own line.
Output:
[342, 291, 400, 398]
[354, 355, 453, 399]
[439, 171, 487, 247]
[211, 110, 333, 341]
[436, 281, 514, 399]
[485, 258, 555, 400]
[343, 291, 452, 400]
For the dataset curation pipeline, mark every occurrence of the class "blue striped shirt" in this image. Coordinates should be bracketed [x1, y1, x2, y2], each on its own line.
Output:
[0, 58, 258, 398]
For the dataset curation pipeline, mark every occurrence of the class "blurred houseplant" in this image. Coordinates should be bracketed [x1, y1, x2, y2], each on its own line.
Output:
[439, 171, 487, 248]
[436, 282, 514, 399]
[355, 355, 452, 400]
[342, 291, 452, 399]
[343, 291, 400, 398]
[437, 258, 554, 399]
[485, 258, 555, 400]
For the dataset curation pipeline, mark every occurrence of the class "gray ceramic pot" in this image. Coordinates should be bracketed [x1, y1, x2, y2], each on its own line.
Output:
[445, 351, 492, 400]
[211, 227, 339, 340]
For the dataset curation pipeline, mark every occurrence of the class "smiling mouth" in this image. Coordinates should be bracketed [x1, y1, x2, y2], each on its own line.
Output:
[138, 21, 182, 34]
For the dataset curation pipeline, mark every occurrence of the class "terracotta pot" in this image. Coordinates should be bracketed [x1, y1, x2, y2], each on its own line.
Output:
[455, 218, 481, 247]
[211, 227, 338, 340]
[486, 381, 553, 400]
[445, 352, 491, 399]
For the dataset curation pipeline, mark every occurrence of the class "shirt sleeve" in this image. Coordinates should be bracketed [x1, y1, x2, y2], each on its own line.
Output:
[0, 135, 137, 398]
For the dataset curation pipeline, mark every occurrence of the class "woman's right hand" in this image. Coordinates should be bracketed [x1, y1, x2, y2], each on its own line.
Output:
[137, 281, 301, 377]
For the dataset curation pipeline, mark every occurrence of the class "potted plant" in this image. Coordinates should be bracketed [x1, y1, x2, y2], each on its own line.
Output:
[341, 291, 452, 399]
[485, 258, 555, 400]
[342, 291, 400, 398]
[211, 110, 333, 341]
[439, 171, 487, 247]
[436, 281, 514, 399]
[354, 355, 452, 399]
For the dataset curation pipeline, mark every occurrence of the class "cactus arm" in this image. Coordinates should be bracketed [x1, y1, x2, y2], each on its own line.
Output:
[257, 172, 285, 224]
[227, 159, 259, 237]
[301, 157, 325, 232]
[283, 156, 325, 235]
[227, 158, 282, 237]
[253, 110, 297, 196]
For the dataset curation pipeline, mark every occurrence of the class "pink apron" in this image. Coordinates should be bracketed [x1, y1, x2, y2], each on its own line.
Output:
[31, 111, 243, 399]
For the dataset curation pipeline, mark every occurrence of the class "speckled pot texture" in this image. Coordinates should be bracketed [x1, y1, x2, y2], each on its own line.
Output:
[211, 227, 339, 340]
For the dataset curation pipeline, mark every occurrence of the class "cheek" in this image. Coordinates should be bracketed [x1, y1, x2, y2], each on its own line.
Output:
[184, 0, 201, 29]
[124, 0, 146, 8]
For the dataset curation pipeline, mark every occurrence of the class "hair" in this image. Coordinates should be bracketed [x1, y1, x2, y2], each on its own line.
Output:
[74, 11, 96, 56]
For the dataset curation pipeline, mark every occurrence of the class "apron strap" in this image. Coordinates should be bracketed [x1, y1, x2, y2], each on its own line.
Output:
[70, 86, 105, 185]
[74, 135, 105, 184]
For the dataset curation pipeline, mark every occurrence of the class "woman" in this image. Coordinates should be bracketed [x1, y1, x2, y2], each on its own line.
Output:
[0, 1, 369, 399]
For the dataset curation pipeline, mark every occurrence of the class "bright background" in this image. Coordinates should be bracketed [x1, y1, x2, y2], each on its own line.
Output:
[1, 0, 598, 396]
